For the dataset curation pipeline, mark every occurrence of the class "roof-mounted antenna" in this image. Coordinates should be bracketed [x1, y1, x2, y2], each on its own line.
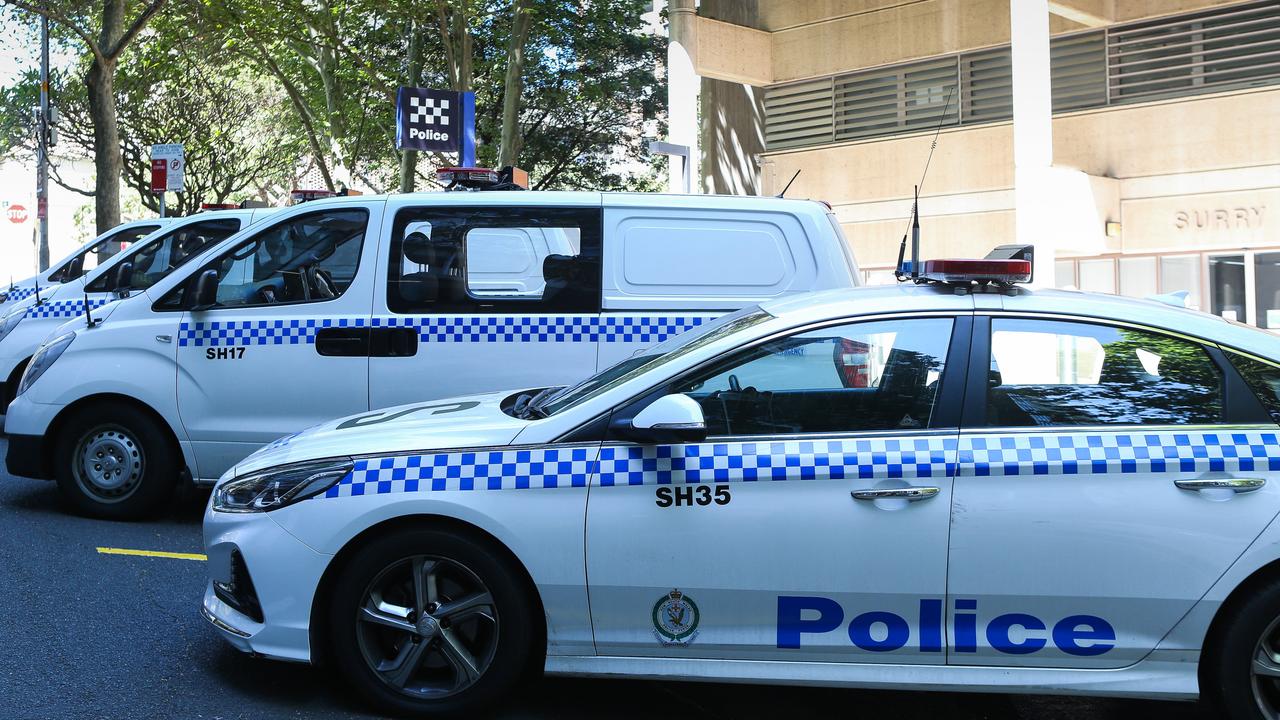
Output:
[777, 169, 801, 198]
[33, 277, 41, 304]
[894, 85, 955, 283]
[83, 290, 98, 328]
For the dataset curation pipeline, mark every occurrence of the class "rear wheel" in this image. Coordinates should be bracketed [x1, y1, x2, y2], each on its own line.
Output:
[53, 403, 179, 520]
[1208, 578, 1280, 720]
[329, 527, 535, 717]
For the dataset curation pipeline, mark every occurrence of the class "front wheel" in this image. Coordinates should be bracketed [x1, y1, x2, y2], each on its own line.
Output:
[1208, 578, 1280, 720]
[53, 403, 180, 520]
[329, 527, 536, 717]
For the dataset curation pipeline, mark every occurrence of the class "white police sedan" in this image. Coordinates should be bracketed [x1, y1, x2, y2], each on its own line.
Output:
[203, 277, 1280, 719]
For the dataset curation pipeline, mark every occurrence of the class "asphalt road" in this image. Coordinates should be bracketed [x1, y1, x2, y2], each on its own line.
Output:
[0, 435, 1221, 720]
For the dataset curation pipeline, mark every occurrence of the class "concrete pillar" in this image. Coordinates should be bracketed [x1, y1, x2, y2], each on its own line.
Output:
[1010, 0, 1056, 285]
[667, 0, 699, 193]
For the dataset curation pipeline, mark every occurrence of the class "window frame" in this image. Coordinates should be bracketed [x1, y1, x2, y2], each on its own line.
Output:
[593, 312, 972, 444]
[152, 209, 369, 312]
[48, 224, 162, 283]
[384, 205, 603, 315]
[962, 312, 1271, 430]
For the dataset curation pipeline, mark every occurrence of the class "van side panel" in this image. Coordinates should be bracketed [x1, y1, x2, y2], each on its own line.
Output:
[601, 206, 820, 311]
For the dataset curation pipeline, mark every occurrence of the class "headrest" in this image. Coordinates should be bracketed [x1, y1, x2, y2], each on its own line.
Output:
[542, 254, 577, 283]
[403, 232, 434, 265]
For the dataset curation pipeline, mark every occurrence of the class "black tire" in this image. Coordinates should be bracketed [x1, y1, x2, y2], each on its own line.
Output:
[53, 403, 179, 520]
[1207, 577, 1280, 720]
[329, 527, 536, 718]
[1, 357, 28, 414]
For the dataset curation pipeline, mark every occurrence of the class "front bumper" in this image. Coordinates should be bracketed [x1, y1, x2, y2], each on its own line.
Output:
[202, 506, 333, 663]
[5, 432, 50, 480]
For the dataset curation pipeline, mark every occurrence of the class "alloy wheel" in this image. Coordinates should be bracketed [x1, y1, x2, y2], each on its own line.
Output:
[355, 555, 499, 698]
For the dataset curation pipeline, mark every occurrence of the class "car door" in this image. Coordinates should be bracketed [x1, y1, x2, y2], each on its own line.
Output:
[174, 204, 380, 481]
[586, 314, 969, 663]
[369, 200, 602, 410]
[948, 315, 1280, 669]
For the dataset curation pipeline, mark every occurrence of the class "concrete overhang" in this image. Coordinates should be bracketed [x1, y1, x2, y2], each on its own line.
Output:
[692, 16, 774, 86]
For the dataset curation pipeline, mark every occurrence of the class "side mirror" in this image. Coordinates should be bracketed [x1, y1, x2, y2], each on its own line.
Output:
[611, 394, 706, 444]
[190, 269, 219, 311]
[66, 255, 85, 281]
[111, 262, 133, 298]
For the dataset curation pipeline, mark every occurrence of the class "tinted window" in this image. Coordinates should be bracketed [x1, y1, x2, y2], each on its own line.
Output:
[674, 318, 953, 436]
[1227, 351, 1280, 424]
[386, 207, 601, 314]
[987, 318, 1222, 426]
[48, 224, 160, 282]
[87, 219, 241, 292]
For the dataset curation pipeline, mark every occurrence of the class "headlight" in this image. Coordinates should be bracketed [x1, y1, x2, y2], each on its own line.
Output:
[16, 331, 73, 396]
[212, 458, 353, 513]
[0, 305, 25, 343]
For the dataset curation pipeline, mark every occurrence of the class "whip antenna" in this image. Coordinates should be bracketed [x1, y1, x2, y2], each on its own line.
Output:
[894, 85, 955, 282]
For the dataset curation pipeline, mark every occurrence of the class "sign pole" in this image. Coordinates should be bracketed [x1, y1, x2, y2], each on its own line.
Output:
[461, 91, 477, 167]
[36, 3, 50, 271]
[159, 192, 166, 218]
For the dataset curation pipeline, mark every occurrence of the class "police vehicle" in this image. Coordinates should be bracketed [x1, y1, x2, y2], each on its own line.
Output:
[0, 218, 170, 312]
[0, 209, 272, 413]
[3, 182, 858, 519]
[201, 257, 1280, 719]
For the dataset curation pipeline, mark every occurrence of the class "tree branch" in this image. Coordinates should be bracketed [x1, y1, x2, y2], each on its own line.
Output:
[3, 0, 106, 64]
[105, 0, 169, 61]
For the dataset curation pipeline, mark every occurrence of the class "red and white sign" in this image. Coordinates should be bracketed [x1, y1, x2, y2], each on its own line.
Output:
[6, 204, 28, 224]
[150, 144, 185, 192]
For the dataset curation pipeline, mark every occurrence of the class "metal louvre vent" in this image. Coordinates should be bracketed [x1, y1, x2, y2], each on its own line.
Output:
[834, 57, 958, 141]
[1052, 31, 1107, 111]
[763, 79, 833, 150]
[762, 1, 1279, 150]
[1109, 1, 1280, 103]
[962, 47, 1013, 121]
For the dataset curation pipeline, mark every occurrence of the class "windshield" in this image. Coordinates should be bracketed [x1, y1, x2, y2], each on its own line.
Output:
[536, 306, 774, 416]
[85, 218, 242, 292]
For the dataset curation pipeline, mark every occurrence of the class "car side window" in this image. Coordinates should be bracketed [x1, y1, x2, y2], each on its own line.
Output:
[1227, 351, 1280, 424]
[203, 210, 368, 308]
[672, 318, 954, 436]
[386, 206, 601, 314]
[86, 219, 241, 292]
[986, 318, 1222, 427]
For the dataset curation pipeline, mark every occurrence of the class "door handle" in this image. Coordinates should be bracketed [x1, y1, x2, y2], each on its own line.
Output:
[851, 486, 940, 501]
[1175, 477, 1266, 494]
[315, 327, 371, 357]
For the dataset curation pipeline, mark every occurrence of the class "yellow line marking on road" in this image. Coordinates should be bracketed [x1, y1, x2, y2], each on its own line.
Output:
[96, 547, 207, 561]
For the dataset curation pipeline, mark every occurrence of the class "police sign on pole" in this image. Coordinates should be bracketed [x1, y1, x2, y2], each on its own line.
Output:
[396, 86, 476, 165]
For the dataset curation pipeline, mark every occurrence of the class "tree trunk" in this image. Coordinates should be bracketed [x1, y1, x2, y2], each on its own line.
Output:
[399, 24, 424, 193]
[499, 0, 533, 167]
[86, 56, 121, 233]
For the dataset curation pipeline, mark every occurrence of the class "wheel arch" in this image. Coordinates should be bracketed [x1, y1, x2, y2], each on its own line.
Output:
[1, 354, 31, 411]
[307, 513, 548, 675]
[42, 392, 185, 480]
[1200, 556, 1280, 691]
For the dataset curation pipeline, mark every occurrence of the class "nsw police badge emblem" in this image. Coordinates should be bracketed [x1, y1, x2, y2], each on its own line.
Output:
[652, 588, 699, 646]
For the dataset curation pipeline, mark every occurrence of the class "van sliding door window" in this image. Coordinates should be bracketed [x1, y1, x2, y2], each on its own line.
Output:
[87, 219, 242, 293]
[386, 207, 602, 314]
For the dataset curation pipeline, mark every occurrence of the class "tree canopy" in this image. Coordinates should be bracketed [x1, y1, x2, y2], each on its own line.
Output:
[0, 0, 665, 226]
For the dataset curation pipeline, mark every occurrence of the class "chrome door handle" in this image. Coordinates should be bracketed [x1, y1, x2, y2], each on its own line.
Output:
[1175, 478, 1266, 493]
[155, 335, 172, 343]
[851, 486, 940, 501]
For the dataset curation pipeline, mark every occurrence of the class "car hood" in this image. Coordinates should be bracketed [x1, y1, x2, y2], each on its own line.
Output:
[228, 389, 534, 479]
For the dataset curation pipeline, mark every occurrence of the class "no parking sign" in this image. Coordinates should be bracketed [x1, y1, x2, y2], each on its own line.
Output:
[150, 144, 185, 193]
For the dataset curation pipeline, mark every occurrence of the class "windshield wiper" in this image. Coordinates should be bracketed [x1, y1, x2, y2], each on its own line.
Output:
[522, 386, 562, 419]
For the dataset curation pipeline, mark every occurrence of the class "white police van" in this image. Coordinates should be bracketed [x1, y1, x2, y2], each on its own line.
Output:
[0, 209, 271, 412]
[4, 186, 858, 519]
[199, 258, 1280, 719]
[0, 218, 170, 312]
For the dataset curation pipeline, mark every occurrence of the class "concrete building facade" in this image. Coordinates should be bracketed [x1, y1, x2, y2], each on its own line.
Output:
[686, 1, 1280, 328]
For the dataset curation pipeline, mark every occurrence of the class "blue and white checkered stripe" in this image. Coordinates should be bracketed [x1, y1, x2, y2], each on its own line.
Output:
[178, 317, 365, 347]
[25, 297, 109, 319]
[5, 286, 38, 302]
[959, 430, 1280, 476]
[324, 447, 597, 498]
[595, 437, 956, 485]
[317, 430, 1280, 500]
[179, 314, 713, 348]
